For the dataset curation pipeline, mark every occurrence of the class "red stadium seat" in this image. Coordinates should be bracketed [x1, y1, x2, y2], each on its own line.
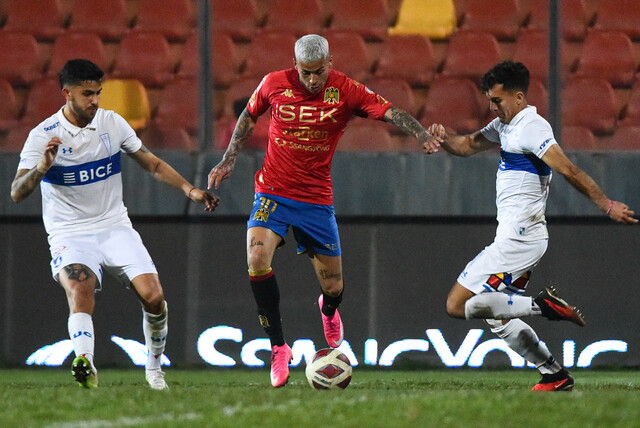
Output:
[560, 126, 597, 150]
[527, 0, 590, 41]
[573, 31, 637, 88]
[223, 77, 263, 118]
[67, 0, 130, 41]
[593, 0, 640, 40]
[0, 32, 42, 86]
[211, 0, 261, 42]
[214, 114, 269, 151]
[597, 126, 640, 150]
[47, 33, 110, 77]
[1, 124, 33, 153]
[513, 30, 576, 85]
[337, 120, 395, 151]
[440, 31, 501, 84]
[458, 0, 522, 41]
[562, 77, 617, 135]
[328, 0, 389, 41]
[373, 34, 436, 88]
[178, 33, 242, 87]
[242, 31, 298, 79]
[153, 77, 199, 134]
[620, 81, 640, 126]
[3, 0, 65, 41]
[263, 0, 326, 37]
[20, 78, 65, 127]
[139, 125, 198, 152]
[526, 78, 549, 120]
[0, 79, 18, 131]
[323, 31, 372, 83]
[366, 78, 417, 118]
[421, 77, 483, 134]
[111, 32, 175, 87]
[134, 0, 195, 42]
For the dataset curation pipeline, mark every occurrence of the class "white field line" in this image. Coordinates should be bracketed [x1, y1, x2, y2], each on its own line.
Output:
[43, 412, 202, 428]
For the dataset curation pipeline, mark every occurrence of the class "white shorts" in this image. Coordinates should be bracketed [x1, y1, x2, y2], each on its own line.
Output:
[49, 225, 157, 290]
[457, 236, 548, 295]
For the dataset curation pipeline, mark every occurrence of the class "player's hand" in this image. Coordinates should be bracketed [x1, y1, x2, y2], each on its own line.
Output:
[207, 158, 235, 190]
[608, 201, 638, 224]
[40, 137, 62, 171]
[423, 124, 446, 154]
[188, 188, 220, 212]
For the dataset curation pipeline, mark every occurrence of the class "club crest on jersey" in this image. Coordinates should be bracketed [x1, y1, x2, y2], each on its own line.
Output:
[282, 89, 295, 98]
[324, 87, 339, 104]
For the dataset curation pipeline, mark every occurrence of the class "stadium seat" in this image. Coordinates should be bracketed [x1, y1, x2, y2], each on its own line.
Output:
[373, 34, 436, 88]
[513, 30, 576, 85]
[20, 78, 64, 127]
[440, 31, 501, 84]
[178, 33, 242, 87]
[263, 0, 326, 37]
[242, 31, 298, 79]
[620, 81, 640, 126]
[526, 0, 590, 41]
[597, 126, 640, 150]
[223, 77, 263, 118]
[47, 33, 110, 77]
[134, 0, 195, 42]
[0, 32, 42, 86]
[420, 77, 483, 134]
[388, 0, 456, 39]
[562, 77, 617, 135]
[593, 0, 640, 40]
[573, 31, 636, 88]
[328, 0, 389, 41]
[323, 31, 372, 83]
[458, 0, 521, 41]
[100, 79, 151, 131]
[3, 0, 65, 41]
[560, 126, 597, 150]
[1, 124, 33, 153]
[526, 78, 549, 120]
[153, 77, 199, 134]
[111, 32, 175, 87]
[0, 79, 18, 131]
[139, 125, 198, 152]
[366, 78, 417, 118]
[211, 0, 261, 42]
[337, 120, 395, 151]
[67, 0, 130, 41]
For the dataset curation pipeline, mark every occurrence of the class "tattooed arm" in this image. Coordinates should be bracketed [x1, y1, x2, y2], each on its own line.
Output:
[11, 137, 62, 203]
[208, 108, 258, 189]
[383, 106, 441, 153]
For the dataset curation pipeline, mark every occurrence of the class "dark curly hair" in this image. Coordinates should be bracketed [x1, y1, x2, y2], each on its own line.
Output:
[480, 61, 530, 95]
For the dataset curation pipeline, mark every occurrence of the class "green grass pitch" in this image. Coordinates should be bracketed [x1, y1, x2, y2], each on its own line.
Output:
[1, 368, 639, 427]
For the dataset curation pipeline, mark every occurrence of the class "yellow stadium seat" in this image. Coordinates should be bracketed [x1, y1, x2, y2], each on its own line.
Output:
[389, 0, 457, 39]
[100, 79, 151, 131]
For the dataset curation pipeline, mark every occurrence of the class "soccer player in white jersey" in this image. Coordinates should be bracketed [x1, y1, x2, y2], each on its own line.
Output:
[425, 61, 637, 391]
[10, 59, 218, 390]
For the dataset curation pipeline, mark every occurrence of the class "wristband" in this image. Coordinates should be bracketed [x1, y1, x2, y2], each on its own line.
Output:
[606, 200, 615, 215]
[188, 187, 196, 199]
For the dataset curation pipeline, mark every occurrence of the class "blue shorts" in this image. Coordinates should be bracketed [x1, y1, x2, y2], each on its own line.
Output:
[247, 193, 341, 256]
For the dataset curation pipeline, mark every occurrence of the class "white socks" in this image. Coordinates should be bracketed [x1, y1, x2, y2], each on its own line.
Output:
[143, 301, 168, 370]
[68, 312, 95, 365]
[488, 318, 562, 374]
[465, 292, 534, 320]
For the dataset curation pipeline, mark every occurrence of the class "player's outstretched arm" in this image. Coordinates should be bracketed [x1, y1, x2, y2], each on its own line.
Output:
[383, 106, 441, 154]
[208, 108, 257, 190]
[541, 144, 637, 224]
[11, 137, 62, 203]
[427, 124, 496, 157]
[129, 145, 219, 212]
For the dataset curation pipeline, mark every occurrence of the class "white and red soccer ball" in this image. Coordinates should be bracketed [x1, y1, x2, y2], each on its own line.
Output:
[305, 348, 352, 390]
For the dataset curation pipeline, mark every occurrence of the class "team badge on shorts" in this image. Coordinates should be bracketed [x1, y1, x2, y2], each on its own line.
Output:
[253, 207, 271, 222]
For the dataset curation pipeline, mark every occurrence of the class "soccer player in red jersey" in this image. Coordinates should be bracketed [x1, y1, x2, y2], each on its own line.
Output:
[208, 34, 440, 387]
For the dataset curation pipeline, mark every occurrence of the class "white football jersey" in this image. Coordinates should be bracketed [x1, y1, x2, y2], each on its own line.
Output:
[18, 107, 142, 240]
[480, 106, 557, 241]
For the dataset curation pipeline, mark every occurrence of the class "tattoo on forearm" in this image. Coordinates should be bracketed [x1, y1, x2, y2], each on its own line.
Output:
[63, 264, 93, 282]
[11, 167, 46, 200]
[249, 237, 264, 247]
[385, 107, 430, 140]
[225, 110, 256, 161]
[319, 269, 342, 280]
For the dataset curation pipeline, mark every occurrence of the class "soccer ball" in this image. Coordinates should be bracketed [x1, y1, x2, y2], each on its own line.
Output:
[305, 348, 352, 390]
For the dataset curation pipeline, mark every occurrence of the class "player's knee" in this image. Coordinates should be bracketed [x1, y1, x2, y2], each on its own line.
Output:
[445, 296, 466, 319]
[143, 289, 165, 314]
[321, 280, 343, 297]
[247, 247, 270, 271]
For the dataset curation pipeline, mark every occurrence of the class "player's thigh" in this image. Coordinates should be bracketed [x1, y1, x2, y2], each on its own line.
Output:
[311, 253, 343, 294]
[100, 226, 158, 285]
[130, 272, 164, 311]
[49, 234, 103, 289]
[246, 226, 283, 270]
[457, 237, 547, 295]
